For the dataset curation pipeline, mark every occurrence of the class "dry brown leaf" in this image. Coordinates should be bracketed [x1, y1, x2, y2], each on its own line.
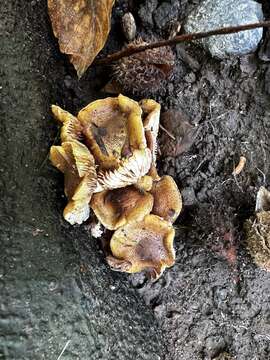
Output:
[159, 110, 197, 157]
[48, 0, 115, 77]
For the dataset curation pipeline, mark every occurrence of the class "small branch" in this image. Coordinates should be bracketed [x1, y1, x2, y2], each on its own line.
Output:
[94, 20, 270, 65]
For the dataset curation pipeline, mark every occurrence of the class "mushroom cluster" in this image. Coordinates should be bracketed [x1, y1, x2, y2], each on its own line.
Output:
[50, 94, 182, 278]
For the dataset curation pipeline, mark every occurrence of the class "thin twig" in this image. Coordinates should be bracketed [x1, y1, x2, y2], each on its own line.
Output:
[94, 20, 270, 65]
[57, 340, 71, 360]
[159, 124, 176, 140]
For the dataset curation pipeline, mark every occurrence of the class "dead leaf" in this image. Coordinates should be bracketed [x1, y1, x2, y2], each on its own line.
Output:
[159, 110, 197, 157]
[48, 0, 115, 77]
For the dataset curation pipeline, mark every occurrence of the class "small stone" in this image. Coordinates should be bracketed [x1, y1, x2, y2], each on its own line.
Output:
[184, 0, 263, 59]
[121, 13, 136, 42]
[184, 72, 196, 84]
[64, 75, 73, 89]
[181, 187, 197, 207]
[215, 288, 228, 301]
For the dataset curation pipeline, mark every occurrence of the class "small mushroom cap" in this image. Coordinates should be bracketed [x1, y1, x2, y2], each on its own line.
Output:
[51, 105, 83, 142]
[95, 148, 152, 192]
[245, 211, 270, 271]
[50, 140, 97, 225]
[91, 185, 154, 230]
[151, 175, 182, 223]
[77, 94, 146, 170]
[50, 143, 80, 199]
[108, 214, 175, 278]
[118, 94, 146, 151]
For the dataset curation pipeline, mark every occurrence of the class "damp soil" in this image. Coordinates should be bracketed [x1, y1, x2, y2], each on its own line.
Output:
[1, 0, 270, 359]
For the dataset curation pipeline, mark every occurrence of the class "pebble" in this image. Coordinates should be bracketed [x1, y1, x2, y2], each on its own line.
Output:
[181, 187, 197, 207]
[121, 12, 136, 42]
[184, 0, 263, 59]
[184, 72, 196, 84]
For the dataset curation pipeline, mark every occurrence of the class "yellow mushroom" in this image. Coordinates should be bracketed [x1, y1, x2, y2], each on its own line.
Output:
[140, 99, 161, 165]
[91, 185, 154, 230]
[50, 140, 97, 225]
[77, 94, 147, 170]
[151, 175, 182, 223]
[51, 95, 154, 190]
[51, 105, 83, 143]
[107, 214, 175, 278]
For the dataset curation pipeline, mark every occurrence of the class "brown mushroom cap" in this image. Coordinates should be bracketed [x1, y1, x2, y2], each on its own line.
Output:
[108, 214, 175, 278]
[151, 175, 182, 223]
[245, 211, 270, 272]
[77, 94, 146, 170]
[90, 185, 154, 230]
[50, 140, 97, 224]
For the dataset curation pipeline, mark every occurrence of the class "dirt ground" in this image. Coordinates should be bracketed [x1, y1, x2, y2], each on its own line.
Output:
[1, 0, 270, 359]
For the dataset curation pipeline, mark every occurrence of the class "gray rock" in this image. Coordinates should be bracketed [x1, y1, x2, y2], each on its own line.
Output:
[184, 0, 263, 59]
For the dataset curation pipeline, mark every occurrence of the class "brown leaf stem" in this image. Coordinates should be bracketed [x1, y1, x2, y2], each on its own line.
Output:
[94, 20, 270, 65]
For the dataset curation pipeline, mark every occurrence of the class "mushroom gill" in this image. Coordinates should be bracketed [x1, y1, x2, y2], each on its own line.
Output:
[51, 105, 83, 142]
[95, 148, 152, 192]
[140, 99, 161, 165]
[50, 140, 97, 225]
